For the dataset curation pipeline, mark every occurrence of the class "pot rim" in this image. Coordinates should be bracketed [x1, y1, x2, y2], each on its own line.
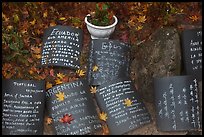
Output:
[85, 14, 118, 29]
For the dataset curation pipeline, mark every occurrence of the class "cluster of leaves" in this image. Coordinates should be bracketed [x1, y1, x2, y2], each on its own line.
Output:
[109, 2, 202, 45]
[87, 2, 114, 26]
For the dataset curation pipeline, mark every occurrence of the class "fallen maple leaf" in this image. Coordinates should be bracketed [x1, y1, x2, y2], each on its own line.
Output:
[46, 82, 53, 89]
[57, 73, 66, 80]
[90, 86, 97, 94]
[76, 69, 85, 77]
[62, 76, 69, 83]
[137, 15, 147, 23]
[55, 78, 63, 85]
[59, 114, 74, 124]
[2, 63, 15, 79]
[43, 11, 48, 18]
[46, 117, 53, 125]
[2, 12, 9, 22]
[49, 69, 55, 77]
[143, 5, 148, 12]
[50, 21, 56, 26]
[92, 65, 99, 72]
[55, 91, 65, 101]
[34, 54, 42, 59]
[124, 98, 132, 107]
[59, 17, 66, 21]
[30, 19, 36, 25]
[102, 124, 109, 135]
[99, 112, 108, 122]
[31, 46, 41, 54]
[128, 18, 135, 27]
[189, 15, 199, 22]
[7, 25, 13, 30]
[136, 25, 143, 31]
[13, 14, 19, 23]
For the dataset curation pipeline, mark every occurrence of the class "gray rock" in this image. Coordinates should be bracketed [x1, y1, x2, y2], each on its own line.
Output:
[130, 27, 181, 103]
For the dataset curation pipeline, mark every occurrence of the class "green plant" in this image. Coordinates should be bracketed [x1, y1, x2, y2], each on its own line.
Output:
[2, 31, 29, 63]
[87, 2, 114, 26]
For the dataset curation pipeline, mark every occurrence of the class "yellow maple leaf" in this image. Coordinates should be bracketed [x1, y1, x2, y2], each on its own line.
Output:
[76, 69, 85, 77]
[46, 82, 53, 89]
[189, 15, 199, 22]
[57, 73, 66, 80]
[128, 19, 135, 27]
[46, 117, 53, 125]
[55, 78, 63, 85]
[92, 65, 99, 72]
[43, 11, 48, 18]
[30, 19, 36, 25]
[55, 91, 65, 101]
[99, 112, 108, 122]
[137, 15, 147, 23]
[90, 86, 97, 94]
[136, 25, 143, 31]
[59, 17, 66, 21]
[2, 12, 7, 20]
[124, 98, 133, 107]
[7, 25, 13, 30]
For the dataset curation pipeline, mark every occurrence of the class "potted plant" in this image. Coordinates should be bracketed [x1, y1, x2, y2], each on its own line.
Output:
[85, 2, 118, 39]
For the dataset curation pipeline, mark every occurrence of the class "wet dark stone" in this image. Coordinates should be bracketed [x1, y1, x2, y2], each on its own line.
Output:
[130, 27, 181, 103]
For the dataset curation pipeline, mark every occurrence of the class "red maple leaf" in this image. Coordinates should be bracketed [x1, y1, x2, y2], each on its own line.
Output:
[59, 114, 74, 124]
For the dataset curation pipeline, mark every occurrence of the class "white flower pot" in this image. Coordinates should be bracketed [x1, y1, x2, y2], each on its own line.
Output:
[85, 14, 118, 39]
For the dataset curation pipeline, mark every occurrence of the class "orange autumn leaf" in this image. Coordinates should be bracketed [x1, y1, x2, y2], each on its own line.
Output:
[55, 91, 65, 101]
[137, 15, 147, 23]
[33, 54, 42, 59]
[99, 112, 108, 122]
[62, 76, 69, 83]
[143, 5, 148, 12]
[50, 21, 56, 26]
[46, 82, 53, 90]
[90, 86, 97, 94]
[46, 117, 53, 125]
[189, 15, 199, 22]
[102, 124, 109, 135]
